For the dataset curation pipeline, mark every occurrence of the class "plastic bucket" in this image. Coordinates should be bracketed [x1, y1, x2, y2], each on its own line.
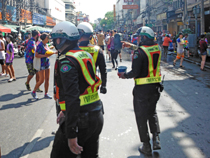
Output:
[118, 66, 127, 73]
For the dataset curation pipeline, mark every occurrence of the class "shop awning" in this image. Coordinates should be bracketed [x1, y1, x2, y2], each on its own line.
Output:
[0, 25, 11, 33]
[3, 24, 18, 33]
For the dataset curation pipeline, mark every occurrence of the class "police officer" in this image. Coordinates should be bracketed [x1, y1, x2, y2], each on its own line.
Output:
[119, 26, 161, 156]
[77, 22, 107, 94]
[50, 21, 104, 158]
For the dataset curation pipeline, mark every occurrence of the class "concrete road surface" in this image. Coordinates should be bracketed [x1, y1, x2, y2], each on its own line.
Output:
[0, 50, 210, 158]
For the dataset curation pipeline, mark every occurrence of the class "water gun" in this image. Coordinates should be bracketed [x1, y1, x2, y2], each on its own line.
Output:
[184, 40, 188, 48]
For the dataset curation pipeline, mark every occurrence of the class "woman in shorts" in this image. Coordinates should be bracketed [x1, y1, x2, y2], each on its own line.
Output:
[199, 34, 208, 71]
[5, 35, 16, 82]
[173, 33, 185, 68]
[31, 33, 56, 99]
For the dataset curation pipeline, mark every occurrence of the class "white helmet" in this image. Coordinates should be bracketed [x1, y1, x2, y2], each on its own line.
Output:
[140, 26, 155, 39]
[77, 22, 93, 37]
[51, 21, 80, 49]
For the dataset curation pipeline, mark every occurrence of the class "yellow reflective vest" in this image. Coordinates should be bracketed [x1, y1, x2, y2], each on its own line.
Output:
[135, 44, 161, 85]
[59, 50, 102, 111]
[79, 45, 100, 64]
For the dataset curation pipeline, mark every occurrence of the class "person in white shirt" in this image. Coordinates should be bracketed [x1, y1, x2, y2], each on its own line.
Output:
[0, 34, 6, 76]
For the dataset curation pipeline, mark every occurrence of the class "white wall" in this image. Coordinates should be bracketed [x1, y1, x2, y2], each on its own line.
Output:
[45, 0, 65, 21]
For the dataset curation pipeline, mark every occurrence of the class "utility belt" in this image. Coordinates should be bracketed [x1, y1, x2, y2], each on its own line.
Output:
[59, 103, 103, 130]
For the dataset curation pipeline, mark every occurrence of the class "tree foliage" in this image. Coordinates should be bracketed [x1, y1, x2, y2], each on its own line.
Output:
[100, 11, 115, 31]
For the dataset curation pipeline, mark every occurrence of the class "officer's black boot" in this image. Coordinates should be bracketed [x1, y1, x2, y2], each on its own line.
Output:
[138, 142, 152, 156]
[152, 133, 161, 150]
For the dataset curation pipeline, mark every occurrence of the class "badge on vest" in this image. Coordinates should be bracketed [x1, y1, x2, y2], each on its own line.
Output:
[133, 54, 138, 59]
[60, 64, 71, 73]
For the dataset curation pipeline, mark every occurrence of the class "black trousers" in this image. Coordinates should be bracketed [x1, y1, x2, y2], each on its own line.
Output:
[111, 49, 119, 67]
[133, 85, 160, 143]
[51, 110, 104, 158]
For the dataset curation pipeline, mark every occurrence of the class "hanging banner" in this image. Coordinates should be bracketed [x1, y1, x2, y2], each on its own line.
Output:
[33, 13, 46, 25]
[0, 3, 17, 22]
[20, 9, 32, 23]
[46, 16, 56, 26]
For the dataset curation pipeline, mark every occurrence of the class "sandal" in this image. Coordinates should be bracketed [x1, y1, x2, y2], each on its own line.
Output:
[200, 68, 206, 71]
[180, 65, 185, 68]
[173, 62, 176, 66]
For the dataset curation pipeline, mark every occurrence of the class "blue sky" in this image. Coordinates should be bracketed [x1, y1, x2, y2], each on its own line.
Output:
[75, 0, 115, 22]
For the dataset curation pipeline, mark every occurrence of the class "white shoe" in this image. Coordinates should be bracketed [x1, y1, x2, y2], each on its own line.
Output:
[8, 78, 13, 82]
[0, 73, 6, 76]
[6, 74, 9, 77]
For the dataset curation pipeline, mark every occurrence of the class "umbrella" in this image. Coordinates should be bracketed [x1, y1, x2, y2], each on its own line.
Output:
[0, 25, 11, 33]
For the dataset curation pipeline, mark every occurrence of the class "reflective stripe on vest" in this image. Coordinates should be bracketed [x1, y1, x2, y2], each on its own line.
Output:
[66, 51, 96, 85]
[79, 46, 100, 64]
[59, 50, 101, 111]
[135, 45, 161, 85]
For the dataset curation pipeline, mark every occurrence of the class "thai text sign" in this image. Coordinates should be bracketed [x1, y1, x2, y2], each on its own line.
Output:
[123, 5, 138, 9]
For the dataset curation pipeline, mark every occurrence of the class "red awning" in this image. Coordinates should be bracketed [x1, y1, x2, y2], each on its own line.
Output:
[0, 25, 11, 33]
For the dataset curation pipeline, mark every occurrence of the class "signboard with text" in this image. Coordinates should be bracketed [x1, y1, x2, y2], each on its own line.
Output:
[46, 16, 56, 26]
[33, 13, 46, 25]
[124, 0, 133, 2]
[0, 3, 16, 22]
[20, 9, 32, 23]
[123, 5, 138, 9]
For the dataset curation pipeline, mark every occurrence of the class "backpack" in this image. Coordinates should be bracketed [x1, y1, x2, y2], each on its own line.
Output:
[114, 33, 123, 50]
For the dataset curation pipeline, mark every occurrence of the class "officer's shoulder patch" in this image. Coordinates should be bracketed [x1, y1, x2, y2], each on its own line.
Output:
[133, 53, 138, 59]
[60, 64, 72, 73]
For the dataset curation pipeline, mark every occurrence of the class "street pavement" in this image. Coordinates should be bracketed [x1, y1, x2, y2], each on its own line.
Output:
[0, 49, 210, 158]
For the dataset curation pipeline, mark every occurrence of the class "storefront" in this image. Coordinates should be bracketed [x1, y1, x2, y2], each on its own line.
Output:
[167, 10, 177, 34]
[155, 12, 167, 31]
[45, 0, 65, 23]
[205, 9, 210, 32]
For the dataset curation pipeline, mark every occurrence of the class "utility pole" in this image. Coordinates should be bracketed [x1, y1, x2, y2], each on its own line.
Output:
[200, 0, 205, 34]
[183, 0, 188, 29]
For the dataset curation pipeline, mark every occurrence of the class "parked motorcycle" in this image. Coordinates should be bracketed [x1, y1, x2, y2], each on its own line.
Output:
[18, 43, 25, 57]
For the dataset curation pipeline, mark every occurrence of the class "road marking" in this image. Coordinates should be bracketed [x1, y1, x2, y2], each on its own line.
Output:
[172, 84, 187, 95]
[20, 129, 44, 158]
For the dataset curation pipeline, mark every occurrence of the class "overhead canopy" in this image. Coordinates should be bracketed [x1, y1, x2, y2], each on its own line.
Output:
[0, 25, 11, 33]
[26, 26, 52, 33]
[4, 25, 18, 33]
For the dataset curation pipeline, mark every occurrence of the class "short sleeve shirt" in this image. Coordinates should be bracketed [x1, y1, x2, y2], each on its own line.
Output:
[36, 42, 51, 68]
[25, 38, 36, 64]
[177, 38, 184, 53]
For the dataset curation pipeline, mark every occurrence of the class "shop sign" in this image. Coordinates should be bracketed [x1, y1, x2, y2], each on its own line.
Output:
[33, 13, 46, 25]
[124, 0, 133, 2]
[123, 5, 138, 9]
[167, 11, 176, 18]
[46, 16, 56, 26]
[157, 13, 166, 20]
[0, 3, 16, 22]
[20, 9, 32, 23]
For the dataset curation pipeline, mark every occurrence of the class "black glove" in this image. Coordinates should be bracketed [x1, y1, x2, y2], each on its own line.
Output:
[100, 86, 107, 94]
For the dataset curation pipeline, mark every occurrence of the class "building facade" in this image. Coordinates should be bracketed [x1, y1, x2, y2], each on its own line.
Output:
[62, 0, 76, 24]
[114, 0, 210, 35]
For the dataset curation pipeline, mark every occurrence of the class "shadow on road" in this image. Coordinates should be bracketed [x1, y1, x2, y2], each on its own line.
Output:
[0, 90, 29, 102]
[2, 136, 54, 158]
